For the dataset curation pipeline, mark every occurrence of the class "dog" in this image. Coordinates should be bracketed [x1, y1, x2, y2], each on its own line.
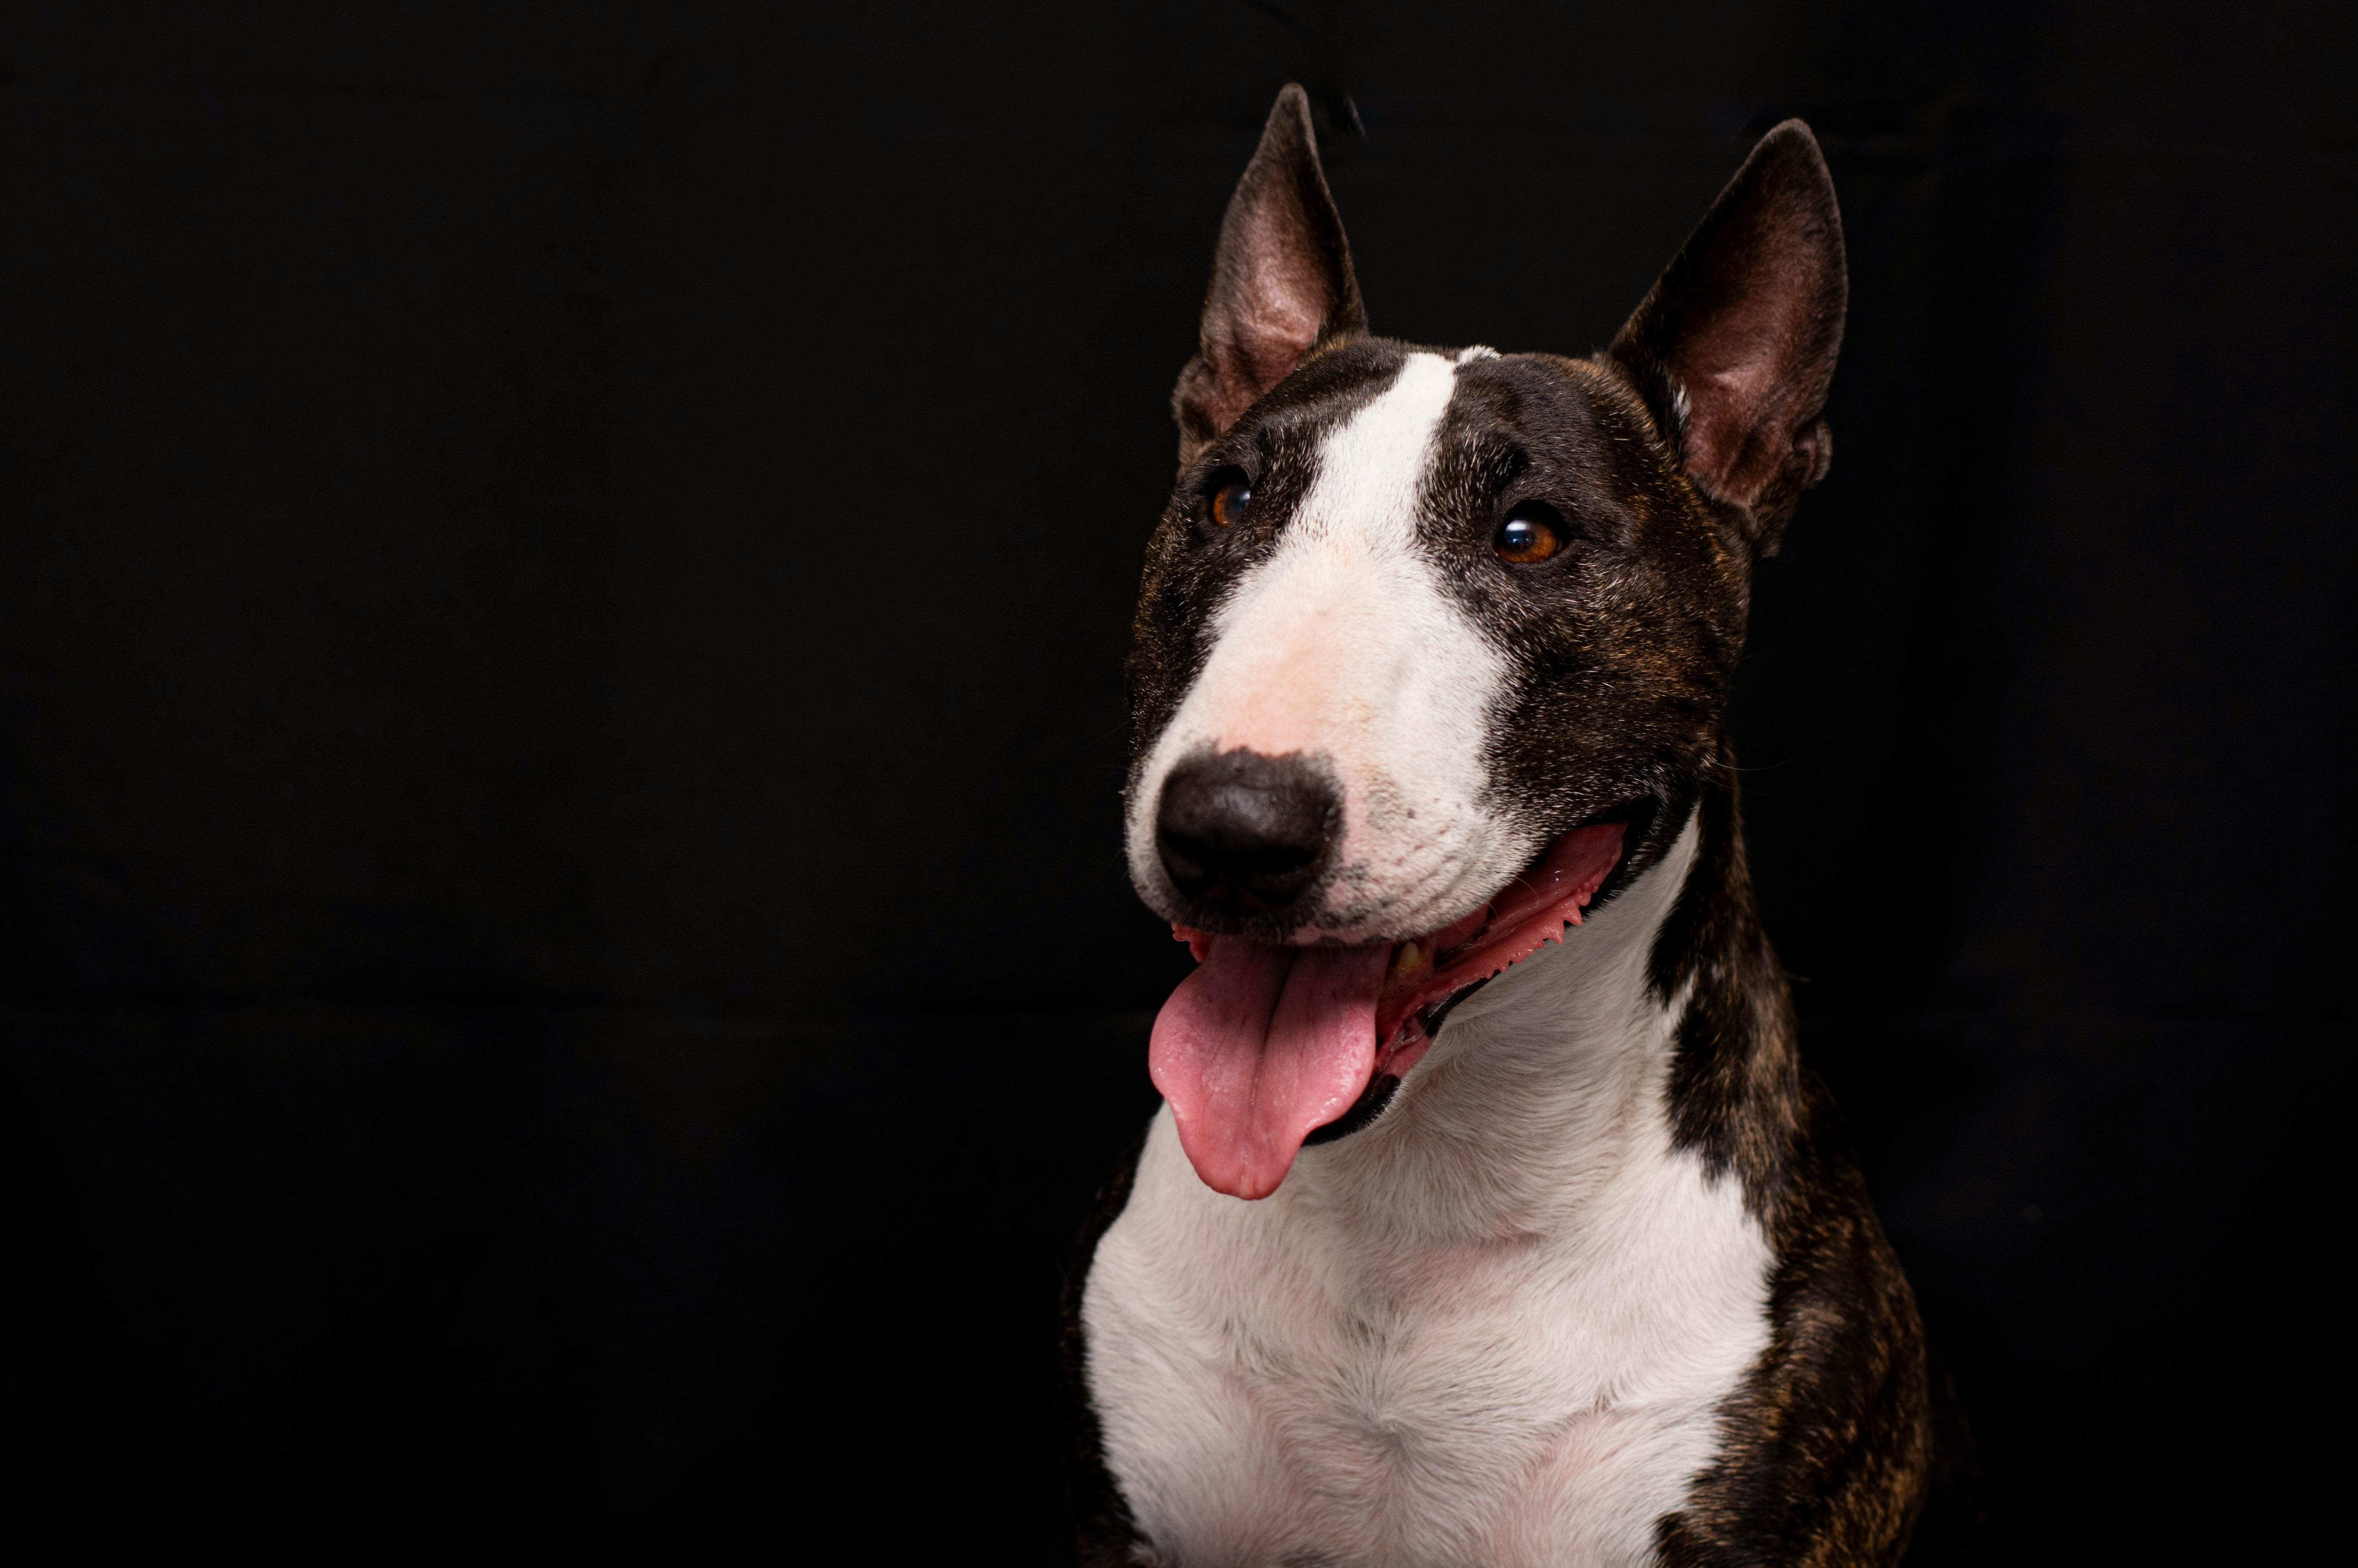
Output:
[1062, 86, 1977, 1568]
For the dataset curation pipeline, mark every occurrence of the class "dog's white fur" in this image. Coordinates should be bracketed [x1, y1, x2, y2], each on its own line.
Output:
[1124, 352, 1539, 943]
[1085, 813, 1772, 1567]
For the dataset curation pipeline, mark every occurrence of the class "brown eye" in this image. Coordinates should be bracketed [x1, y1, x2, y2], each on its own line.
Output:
[1208, 469, 1252, 527]
[1494, 502, 1564, 564]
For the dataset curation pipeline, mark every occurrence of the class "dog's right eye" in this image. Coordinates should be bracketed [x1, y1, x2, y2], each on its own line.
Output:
[1207, 469, 1253, 527]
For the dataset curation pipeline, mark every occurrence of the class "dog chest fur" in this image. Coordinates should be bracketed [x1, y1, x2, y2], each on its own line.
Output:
[1083, 822, 1778, 1568]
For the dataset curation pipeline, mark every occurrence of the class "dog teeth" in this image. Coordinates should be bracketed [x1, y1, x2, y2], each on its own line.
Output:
[1394, 940, 1427, 978]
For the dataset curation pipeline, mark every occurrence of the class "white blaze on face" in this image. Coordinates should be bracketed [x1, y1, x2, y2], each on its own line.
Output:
[1129, 352, 1531, 941]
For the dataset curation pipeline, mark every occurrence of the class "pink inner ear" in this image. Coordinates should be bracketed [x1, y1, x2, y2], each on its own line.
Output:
[1678, 361, 1775, 498]
[1210, 204, 1331, 415]
[1232, 288, 1321, 391]
[1608, 122, 1844, 519]
[1670, 227, 1837, 506]
[1176, 87, 1363, 458]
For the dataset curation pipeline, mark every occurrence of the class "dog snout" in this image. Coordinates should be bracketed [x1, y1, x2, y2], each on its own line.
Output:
[1156, 750, 1338, 916]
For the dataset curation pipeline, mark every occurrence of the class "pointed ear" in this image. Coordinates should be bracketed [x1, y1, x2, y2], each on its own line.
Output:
[1173, 84, 1367, 464]
[1610, 121, 1846, 552]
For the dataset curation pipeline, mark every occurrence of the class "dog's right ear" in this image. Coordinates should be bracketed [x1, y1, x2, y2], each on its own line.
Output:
[1173, 84, 1367, 465]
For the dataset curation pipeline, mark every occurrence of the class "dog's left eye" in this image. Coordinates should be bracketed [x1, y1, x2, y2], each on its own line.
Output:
[1207, 468, 1253, 527]
[1495, 502, 1564, 564]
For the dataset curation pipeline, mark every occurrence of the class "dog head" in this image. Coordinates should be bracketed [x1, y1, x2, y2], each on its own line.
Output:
[1126, 87, 1844, 1198]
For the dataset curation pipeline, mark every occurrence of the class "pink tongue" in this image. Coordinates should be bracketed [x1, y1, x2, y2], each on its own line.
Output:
[1148, 940, 1392, 1200]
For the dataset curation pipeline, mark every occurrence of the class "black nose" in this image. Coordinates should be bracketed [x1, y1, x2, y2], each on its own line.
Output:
[1156, 750, 1338, 913]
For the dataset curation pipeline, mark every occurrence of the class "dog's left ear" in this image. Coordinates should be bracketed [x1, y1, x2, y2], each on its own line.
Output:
[1610, 121, 1846, 554]
[1173, 84, 1367, 465]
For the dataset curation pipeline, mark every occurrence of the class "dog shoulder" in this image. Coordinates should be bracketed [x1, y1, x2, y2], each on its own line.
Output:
[1655, 1071, 1964, 1568]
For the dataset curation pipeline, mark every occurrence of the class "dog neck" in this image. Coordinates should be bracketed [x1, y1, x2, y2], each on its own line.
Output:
[1287, 776, 1789, 1246]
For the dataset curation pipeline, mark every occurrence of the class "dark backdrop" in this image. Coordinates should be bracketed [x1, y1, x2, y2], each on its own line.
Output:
[3, 3, 2349, 1561]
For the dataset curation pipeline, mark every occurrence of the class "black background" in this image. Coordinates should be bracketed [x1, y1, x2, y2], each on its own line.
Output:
[3, 2, 2350, 1562]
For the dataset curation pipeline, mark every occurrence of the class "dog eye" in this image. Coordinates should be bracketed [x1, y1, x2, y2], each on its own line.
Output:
[1208, 468, 1253, 528]
[1494, 502, 1564, 564]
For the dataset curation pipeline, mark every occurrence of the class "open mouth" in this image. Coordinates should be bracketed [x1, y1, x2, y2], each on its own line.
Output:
[1148, 805, 1646, 1199]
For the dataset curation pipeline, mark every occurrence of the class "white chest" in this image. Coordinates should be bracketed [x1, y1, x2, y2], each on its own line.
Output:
[1080, 823, 1774, 1568]
[1084, 1112, 1768, 1568]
